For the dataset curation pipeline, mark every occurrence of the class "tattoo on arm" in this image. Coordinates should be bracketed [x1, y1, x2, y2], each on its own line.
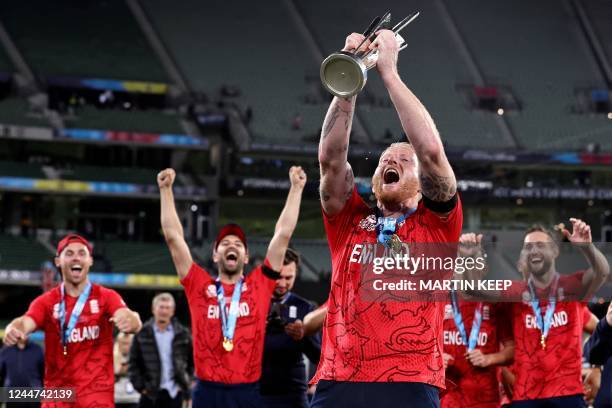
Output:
[343, 167, 354, 202]
[320, 167, 354, 205]
[419, 172, 457, 202]
[321, 102, 353, 139]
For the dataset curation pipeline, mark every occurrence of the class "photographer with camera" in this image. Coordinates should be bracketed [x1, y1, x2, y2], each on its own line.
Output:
[260, 248, 321, 408]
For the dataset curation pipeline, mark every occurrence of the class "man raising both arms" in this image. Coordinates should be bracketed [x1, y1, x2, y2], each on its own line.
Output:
[3, 233, 142, 407]
[311, 30, 463, 407]
[158, 166, 306, 408]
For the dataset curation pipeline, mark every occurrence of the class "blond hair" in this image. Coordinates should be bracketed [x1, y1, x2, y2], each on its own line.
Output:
[379, 142, 416, 162]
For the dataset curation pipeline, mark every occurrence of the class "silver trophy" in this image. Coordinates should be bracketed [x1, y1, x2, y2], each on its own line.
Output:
[320, 11, 420, 98]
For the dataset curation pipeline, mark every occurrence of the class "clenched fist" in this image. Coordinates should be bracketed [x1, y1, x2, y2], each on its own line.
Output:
[157, 168, 176, 189]
[3, 322, 26, 346]
[289, 166, 307, 190]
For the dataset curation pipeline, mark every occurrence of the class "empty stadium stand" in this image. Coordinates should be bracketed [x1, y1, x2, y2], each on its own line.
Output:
[0, 0, 167, 82]
[0, 46, 13, 73]
[0, 97, 50, 127]
[99, 240, 174, 275]
[64, 106, 185, 134]
[295, 0, 509, 149]
[580, 0, 612, 68]
[58, 164, 161, 186]
[0, 233, 52, 270]
[142, 0, 327, 143]
[0, 160, 46, 178]
[444, 0, 612, 151]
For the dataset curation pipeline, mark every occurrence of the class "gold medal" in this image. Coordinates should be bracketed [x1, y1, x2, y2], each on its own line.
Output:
[390, 234, 402, 254]
[540, 335, 546, 350]
[223, 338, 234, 352]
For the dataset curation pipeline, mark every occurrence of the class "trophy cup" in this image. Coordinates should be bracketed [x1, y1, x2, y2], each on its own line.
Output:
[320, 11, 420, 98]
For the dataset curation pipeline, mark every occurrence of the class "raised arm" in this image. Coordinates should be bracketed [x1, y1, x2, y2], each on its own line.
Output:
[266, 166, 306, 271]
[158, 168, 193, 279]
[3, 316, 37, 346]
[318, 33, 370, 216]
[373, 30, 457, 211]
[561, 218, 610, 296]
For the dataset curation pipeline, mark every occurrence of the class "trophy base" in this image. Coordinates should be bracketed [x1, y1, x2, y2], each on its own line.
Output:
[320, 51, 367, 98]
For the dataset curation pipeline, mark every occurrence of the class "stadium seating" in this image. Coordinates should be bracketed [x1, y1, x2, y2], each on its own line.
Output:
[580, 0, 612, 68]
[0, 160, 46, 178]
[59, 164, 161, 186]
[0, 233, 53, 270]
[0, 0, 166, 81]
[295, 0, 507, 149]
[444, 0, 612, 151]
[0, 97, 50, 127]
[100, 240, 174, 275]
[141, 0, 326, 143]
[0, 47, 13, 73]
[64, 106, 185, 134]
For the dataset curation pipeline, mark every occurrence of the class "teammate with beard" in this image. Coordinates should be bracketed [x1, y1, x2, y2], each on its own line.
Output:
[510, 222, 608, 407]
[158, 166, 306, 408]
[311, 30, 463, 407]
[462, 223, 609, 407]
[3, 233, 142, 407]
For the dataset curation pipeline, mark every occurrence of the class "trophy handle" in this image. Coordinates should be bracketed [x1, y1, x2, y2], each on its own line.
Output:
[354, 11, 391, 58]
[391, 11, 420, 35]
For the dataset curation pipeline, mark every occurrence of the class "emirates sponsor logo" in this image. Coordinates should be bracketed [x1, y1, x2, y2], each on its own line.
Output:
[207, 303, 250, 319]
[67, 325, 100, 343]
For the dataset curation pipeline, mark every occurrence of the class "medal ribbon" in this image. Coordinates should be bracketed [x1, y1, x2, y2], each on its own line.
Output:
[450, 289, 483, 351]
[528, 273, 559, 343]
[59, 281, 92, 352]
[375, 207, 416, 247]
[216, 278, 243, 345]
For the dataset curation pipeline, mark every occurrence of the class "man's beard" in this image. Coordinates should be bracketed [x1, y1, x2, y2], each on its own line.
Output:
[527, 258, 552, 278]
[220, 260, 243, 275]
[372, 172, 420, 208]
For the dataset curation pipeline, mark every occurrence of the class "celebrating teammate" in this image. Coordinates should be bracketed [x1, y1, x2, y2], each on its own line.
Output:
[509, 222, 608, 407]
[441, 297, 514, 407]
[311, 29, 462, 407]
[2, 233, 142, 407]
[158, 166, 306, 407]
[462, 221, 609, 407]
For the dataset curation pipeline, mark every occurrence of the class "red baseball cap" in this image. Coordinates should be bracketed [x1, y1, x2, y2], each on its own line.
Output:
[56, 233, 93, 256]
[215, 224, 247, 250]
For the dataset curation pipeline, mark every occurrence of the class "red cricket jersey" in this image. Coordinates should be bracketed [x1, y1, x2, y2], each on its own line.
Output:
[441, 301, 511, 408]
[312, 188, 463, 387]
[25, 283, 126, 408]
[509, 271, 586, 401]
[180, 260, 279, 383]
